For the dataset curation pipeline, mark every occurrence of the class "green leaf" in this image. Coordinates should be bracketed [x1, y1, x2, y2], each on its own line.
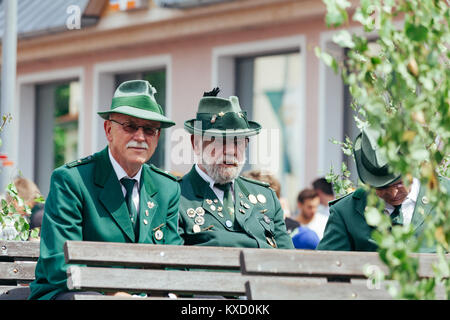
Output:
[324, 0, 351, 27]
[332, 30, 355, 48]
[405, 23, 428, 42]
[365, 207, 382, 226]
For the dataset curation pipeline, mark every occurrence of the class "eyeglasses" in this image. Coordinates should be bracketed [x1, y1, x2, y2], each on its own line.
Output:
[110, 119, 160, 136]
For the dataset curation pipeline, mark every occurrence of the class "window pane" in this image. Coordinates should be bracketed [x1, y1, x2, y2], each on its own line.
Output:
[236, 52, 302, 205]
[35, 80, 79, 196]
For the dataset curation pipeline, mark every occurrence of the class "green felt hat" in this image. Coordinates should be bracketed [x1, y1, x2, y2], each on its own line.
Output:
[184, 89, 261, 137]
[98, 80, 175, 128]
[353, 127, 401, 188]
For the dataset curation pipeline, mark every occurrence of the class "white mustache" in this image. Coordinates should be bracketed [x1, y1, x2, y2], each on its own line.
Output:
[126, 140, 149, 149]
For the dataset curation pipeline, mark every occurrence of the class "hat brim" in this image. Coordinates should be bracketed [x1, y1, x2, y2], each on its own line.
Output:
[183, 119, 261, 137]
[354, 134, 401, 188]
[98, 106, 175, 128]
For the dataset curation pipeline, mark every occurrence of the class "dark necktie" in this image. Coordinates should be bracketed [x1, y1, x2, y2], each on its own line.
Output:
[121, 178, 138, 233]
[390, 205, 403, 226]
[214, 182, 234, 220]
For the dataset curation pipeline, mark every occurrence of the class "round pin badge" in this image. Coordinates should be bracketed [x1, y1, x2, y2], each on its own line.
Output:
[257, 194, 267, 204]
[187, 208, 196, 218]
[225, 220, 233, 228]
[154, 229, 163, 240]
[210, 205, 216, 211]
[422, 196, 429, 205]
[195, 207, 205, 216]
[194, 216, 205, 226]
[263, 215, 271, 224]
[193, 225, 201, 233]
[248, 194, 257, 204]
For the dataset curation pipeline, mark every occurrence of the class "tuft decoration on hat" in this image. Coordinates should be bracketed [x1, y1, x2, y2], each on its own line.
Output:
[203, 87, 221, 97]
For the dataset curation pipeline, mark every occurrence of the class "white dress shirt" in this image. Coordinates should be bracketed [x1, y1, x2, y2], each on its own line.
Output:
[195, 164, 235, 204]
[109, 149, 142, 213]
[383, 178, 420, 226]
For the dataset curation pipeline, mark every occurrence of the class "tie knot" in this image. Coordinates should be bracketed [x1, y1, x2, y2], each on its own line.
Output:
[121, 178, 136, 193]
[214, 182, 232, 192]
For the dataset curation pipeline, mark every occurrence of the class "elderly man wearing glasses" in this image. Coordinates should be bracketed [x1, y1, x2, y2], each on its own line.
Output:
[29, 80, 183, 300]
[177, 88, 293, 249]
[317, 128, 450, 252]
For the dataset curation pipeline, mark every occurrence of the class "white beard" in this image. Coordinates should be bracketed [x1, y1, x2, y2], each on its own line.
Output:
[201, 153, 246, 184]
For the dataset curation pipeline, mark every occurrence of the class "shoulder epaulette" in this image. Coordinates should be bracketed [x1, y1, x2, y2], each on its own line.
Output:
[328, 188, 365, 206]
[65, 155, 94, 168]
[239, 175, 270, 187]
[150, 165, 180, 181]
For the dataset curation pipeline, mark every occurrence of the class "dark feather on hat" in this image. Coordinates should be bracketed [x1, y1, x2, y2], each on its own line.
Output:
[203, 87, 220, 97]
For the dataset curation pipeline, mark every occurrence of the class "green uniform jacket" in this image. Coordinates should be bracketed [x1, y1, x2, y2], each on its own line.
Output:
[29, 147, 183, 300]
[178, 166, 294, 249]
[317, 178, 450, 252]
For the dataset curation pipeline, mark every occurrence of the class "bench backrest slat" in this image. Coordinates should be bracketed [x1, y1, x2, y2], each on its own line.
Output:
[0, 241, 40, 259]
[245, 278, 393, 300]
[64, 241, 241, 269]
[0, 262, 37, 281]
[67, 266, 327, 296]
[68, 266, 248, 296]
[240, 249, 446, 278]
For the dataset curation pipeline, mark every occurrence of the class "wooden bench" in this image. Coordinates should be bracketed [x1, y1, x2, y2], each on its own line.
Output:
[64, 240, 251, 299]
[240, 248, 448, 300]
[0, 240, 40, 300]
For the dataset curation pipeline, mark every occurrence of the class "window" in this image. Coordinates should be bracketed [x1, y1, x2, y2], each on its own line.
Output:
[114, 69, 167, 168]
[235, 51, 302, 201]
[35, 80, 80, 195]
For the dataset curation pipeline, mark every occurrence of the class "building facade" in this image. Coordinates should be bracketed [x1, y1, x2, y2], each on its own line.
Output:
[0, 0, 360, 211]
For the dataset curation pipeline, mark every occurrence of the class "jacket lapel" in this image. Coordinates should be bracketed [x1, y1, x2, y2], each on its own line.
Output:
[233, 178, 255, 227]
[95, 147, 136, 242]
[410, 184, 432, 232]
[137, 166, 158, 243]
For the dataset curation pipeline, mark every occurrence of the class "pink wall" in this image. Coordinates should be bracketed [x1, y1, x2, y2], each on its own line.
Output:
[16, 15, 331, 187]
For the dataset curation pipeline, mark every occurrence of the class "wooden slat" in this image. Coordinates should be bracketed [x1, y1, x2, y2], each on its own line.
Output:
[0, 262, 37, 280]
[246, 278, 393, 300]
[0, 241, 40, 258]
[67, 266, 248, 296]
[0, 286, 18, 295]
[240, 249, 447, 278]
[64, 241, 241, 269]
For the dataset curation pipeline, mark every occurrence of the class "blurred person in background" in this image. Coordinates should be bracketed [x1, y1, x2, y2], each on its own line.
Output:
[312, 177, 335, 218]
[285, 189, 327, 240]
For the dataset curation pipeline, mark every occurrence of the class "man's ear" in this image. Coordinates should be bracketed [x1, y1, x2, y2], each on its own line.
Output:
[104, 120, 113, 143]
